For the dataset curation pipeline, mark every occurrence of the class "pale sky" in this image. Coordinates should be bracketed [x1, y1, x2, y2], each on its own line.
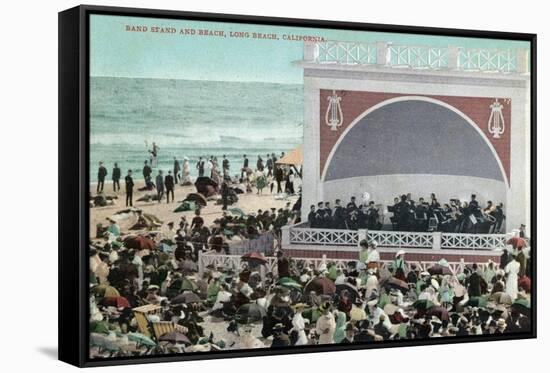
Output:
[90, 14, 530, 84]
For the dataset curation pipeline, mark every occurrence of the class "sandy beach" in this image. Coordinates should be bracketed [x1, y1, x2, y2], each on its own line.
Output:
[89, 179, 300, 238]
[89, 177, 298, 352]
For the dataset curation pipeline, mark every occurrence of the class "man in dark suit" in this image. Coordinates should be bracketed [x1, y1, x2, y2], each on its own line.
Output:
[333, 199, 346, 229]
[155, 170, 164, 203]
[256, 155, 264, 171]
[307, 205, 317, 228]
[164, 170, 175, 203]
[466, 263, 485, 297]
[414, 198, 429, 231]
[173, 157, 180, 184]
[315, 202, 326, 228]
[396, 194, 410, 231]
[125, 170, 134, 206]
[346, 196, 358, 212]
[274, 165, 284, 193]
[469, 194, 480, 215]
[97, 161, 107, 193]
[492, 203, 506, 233]
[324, 201, 333, 227]
[222, 155, 230, 174]
[196, 157, 205, 177]
[266, 154, 273, 177]
[142, 160, 152, 181]
[276, 250, 290, 279]
[366, 201, 380, 230]
[112, 162, 121, 192]
[241, 154, 249, 178]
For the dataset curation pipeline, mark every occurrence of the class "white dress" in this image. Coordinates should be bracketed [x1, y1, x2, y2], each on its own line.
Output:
[291, 312, 309, 346]
[316, 313, 336, 344]
[504, 259, 520, 301]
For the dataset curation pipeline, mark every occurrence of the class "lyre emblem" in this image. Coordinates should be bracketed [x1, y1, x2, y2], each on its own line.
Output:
[488, 98, 505, 139]
[325, 90, 343, 131]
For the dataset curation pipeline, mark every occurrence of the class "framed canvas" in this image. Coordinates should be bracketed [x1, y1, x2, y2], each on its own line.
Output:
[58, 4, 537, 367]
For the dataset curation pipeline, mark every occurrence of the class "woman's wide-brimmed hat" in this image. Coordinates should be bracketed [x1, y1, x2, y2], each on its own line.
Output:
[292, 303, 308, 310]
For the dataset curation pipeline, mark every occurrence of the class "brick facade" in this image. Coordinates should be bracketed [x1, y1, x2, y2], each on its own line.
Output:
[319, 90, 511, 184]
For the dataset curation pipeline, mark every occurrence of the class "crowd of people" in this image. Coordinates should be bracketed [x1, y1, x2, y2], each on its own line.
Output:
[89, 225, 532, 357]
[89, 145, 530, 358]
[94, 150, 301, 209]
[308, 193, 505, 234]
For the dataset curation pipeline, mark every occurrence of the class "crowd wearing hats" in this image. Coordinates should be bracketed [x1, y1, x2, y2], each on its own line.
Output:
[89, 222, 532, 357]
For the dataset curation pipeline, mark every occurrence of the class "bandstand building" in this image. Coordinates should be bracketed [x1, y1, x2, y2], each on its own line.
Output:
[282, 40, 531, 268]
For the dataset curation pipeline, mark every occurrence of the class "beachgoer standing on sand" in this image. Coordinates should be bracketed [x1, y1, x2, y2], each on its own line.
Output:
[97, 161, 107, 193]
[143, 160, 152, 181]
[266, 153, 273, 177]
[275, 164, 284, 193]
[286, 168, 295, 195]
[149, 142, 159, 167]
[256, 170, 267, 195]
[182, 157, 190, 184]
[257, 155, 264, 171]
[207, 157, 214, 178]
[165, 170, 175, 203]
[112, 162, 121, 192]
[156, 170, 164, 203]
[222, 154, 230, 174]
[125, 170, 134, 206]
[241, 154, 249, 178]
[196, 157, 205, 177]
[173, 157, 180, 184]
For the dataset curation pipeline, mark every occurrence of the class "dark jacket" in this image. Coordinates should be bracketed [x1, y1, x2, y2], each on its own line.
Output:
[308, 211, 317, 228]
[98, 166, 107, 180]
[112, 167, 121, 181]
[143, 165, 152, 179]
[271, 333, 291, 347]
[277, 257, 290, 278]
[467, 272, 483, 297]
[125, 175, 134, 192]
[155, 175, 164, 191]
[275, 167, 284, 182]
[164, 175, 175, 190]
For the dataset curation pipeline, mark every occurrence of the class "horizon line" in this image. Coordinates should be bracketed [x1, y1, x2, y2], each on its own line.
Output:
[90, 75, 304, 85]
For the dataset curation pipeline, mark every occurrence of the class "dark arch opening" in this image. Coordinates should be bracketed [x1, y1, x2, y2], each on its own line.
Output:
[324, 100, 504, 182]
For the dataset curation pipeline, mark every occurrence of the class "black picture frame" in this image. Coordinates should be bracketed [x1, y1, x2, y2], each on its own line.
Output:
[59, 4, 537, 367]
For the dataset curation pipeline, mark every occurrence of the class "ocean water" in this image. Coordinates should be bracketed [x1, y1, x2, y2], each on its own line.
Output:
[90, 77, 303, 182]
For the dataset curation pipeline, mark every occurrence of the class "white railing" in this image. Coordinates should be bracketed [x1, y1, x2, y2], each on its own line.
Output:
[197, 251, 486, 277]
[388, 44, 448, 70]
[441, 233, 507, 250]
[289, 226, 359, 246]
[307, 41, 529, 74]
[367, 230, 433, 249]
[459, 48, 517, 73]
[316, 41, 377, 65]
[285, 224, 507, 251]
